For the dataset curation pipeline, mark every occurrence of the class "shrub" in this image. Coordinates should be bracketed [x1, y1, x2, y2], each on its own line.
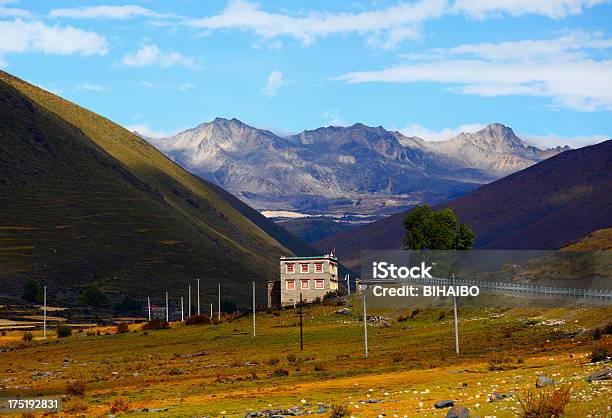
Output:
[266, 357, 280, 366]
[142, 318, 169, 330]
[185, 314, 211, 325]
[392, 353, 405, 363]
[22, 331, 33, 342]
[22, 279, 43, 303]
[66, 378, 86, 396]
[329, 404, 350, 418]
[487, 354, 519, 371]
[57, 325, 72, 338]
[518, 385, 572, 418]
[272, 368, 289, 377]
[314, 364, 325, 372]
[116, 323, 129, 334]
[109, 397, 130, 414]
[112, 296, 142, 314]
[85, 329, 96, 336]
[286, 353, 297, 364]
[1, 330, 6, 336]
[590, 343, 610, 362]
[80, 286, 107, 307]
[63, 399, 88, 413]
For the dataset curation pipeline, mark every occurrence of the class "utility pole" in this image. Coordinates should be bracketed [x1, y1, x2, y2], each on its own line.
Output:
[299, 293, 303, 351]
[252, 281, 256, 337]
[452, 273, 459, 354]
[218, 283, 221, 321]
[347, 274, 351, 295]
[43, 285, 47, 339]
[188, 284, 191, 317]
[165, 291, 169, 322]
[210, 302, 212, 318]
[147, 297, 151, 321]
[181, 297, 184, 322]
[362, 286, 368, 358]
[197, 278, 201, 315]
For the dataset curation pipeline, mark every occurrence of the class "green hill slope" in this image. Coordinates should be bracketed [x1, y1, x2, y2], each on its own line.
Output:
[0, 71, 313, 306]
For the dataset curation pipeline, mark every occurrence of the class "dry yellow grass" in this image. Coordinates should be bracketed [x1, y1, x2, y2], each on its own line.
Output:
[0, 303, 610, 417]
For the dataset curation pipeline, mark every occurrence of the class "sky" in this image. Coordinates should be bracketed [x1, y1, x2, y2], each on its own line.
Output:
[1, 0, 611, 148]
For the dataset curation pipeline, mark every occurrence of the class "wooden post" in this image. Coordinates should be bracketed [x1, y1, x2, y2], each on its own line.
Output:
[43, 285, 47, 339]
[252, 281, 256, 337]
[299, 293, 303, 351]
[197, 278, 200, 315]
[218, 283, 221, 321]
[181, 297, 184, 322]
[165, 291, 169, 322]
[452, 274, 459, 354]
[188, 284, 191, 317]
[362, 285, 368, 358]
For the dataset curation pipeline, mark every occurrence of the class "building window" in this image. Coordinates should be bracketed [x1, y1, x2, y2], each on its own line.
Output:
[300, 263, 309, 273]
[315, 280, 324, 289]
[301, 279, 310, 289]
[286, 280, 295, 290]
[315, 263, 323, 273]
[286, 263, 295, 273]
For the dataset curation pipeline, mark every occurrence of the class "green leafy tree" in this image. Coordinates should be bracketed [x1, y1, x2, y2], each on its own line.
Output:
[22, 279, 43, 303]
[80, 286, 107, 307]
[404, 205, 475, 250]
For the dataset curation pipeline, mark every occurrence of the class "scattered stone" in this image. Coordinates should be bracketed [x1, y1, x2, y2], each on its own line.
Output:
[31, 371, 55, 380]
[173, 351, 210, 359]
[536, 376, 555, 388]
[586, 368, 611, 382]
[359, 399, 382, 404]
[446, 405, 469, 418]
[488, 391, 513, 402]
[336, 308, 352, 315]
[435, 400, 455, 409]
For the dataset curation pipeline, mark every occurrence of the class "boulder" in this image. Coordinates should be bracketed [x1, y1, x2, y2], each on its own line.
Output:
[586, 368, 611, 382]
[435, 400, 455, 408]
[489, 391, 513, 402]
[446, 406, 469, 418]
[336, 308, 352, 315]
[536, 376, 555, 388]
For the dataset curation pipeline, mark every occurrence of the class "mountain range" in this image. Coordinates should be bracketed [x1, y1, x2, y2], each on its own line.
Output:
[314, 140, 612, 273]
[0, 71, 316, 305]
[148, 119, 568, 219]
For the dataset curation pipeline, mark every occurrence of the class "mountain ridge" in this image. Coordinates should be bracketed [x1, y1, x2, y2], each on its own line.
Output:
[151, 118, 567, 217]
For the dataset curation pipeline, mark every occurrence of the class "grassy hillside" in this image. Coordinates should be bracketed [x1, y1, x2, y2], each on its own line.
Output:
[0, 71, 312, 305]
[316, 141, 612, 273]
[1, 303, 610, 416]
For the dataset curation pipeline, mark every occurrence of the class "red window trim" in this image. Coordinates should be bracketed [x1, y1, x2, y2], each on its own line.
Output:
[300, 263, 309, 273]
[315, 280, 324, 289]
[286, 263, 295, 273]
[315, 263, 323, 273]
[300, 279, 310, 289]
[286, 280, 295, 290]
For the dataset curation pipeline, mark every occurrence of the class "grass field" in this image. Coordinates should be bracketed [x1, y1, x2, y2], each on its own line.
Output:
[1, 298, 611, 417]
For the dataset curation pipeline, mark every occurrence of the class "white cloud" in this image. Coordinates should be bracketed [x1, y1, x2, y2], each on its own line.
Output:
[125, 123, 182, 140]
[0, 6, 30, 17]
[452, 0, 609, 19]
[521, 133, 608, 148]
[190, 0, 447, 49]
[187, 0, 608, 49]
[400, 123, 486, 141]
[49, 5, 179, 20]
[74, 82, 105, 91]
[334, 31, 612, 111]
[121, 44, 197, 68]
[0, 19, 108, 66]
[321, 110, 347, 127]
[262, 70, 285, 96]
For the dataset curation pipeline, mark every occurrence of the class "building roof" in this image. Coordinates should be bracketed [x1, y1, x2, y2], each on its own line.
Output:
[280, 255, 338, 262]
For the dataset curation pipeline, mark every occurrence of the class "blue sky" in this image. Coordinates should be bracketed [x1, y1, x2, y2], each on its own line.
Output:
[1, 0, 611, 147]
